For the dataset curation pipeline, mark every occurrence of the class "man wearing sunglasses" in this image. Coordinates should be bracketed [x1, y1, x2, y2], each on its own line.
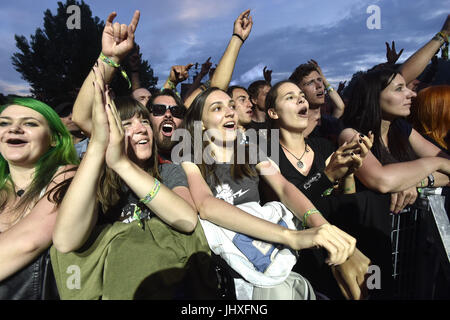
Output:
[147, 89, 186, 163]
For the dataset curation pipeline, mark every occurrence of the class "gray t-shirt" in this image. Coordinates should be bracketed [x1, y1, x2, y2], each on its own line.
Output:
[100, 163, 189, 224]
[205, 164, 260, 205]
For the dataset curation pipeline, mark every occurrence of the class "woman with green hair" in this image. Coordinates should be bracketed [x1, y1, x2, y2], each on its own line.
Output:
[0, 97, 79, 299]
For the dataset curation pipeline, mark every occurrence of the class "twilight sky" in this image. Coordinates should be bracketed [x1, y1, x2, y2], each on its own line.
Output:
[0, 0, 449, 96]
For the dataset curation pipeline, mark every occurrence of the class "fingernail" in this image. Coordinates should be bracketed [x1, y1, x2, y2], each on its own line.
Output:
[359, 139, 363, 143]
[351, 152, 355, 156]
[360, 134, 365, 138]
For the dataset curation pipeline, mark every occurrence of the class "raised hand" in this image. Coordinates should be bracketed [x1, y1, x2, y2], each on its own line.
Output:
[263, 66, 272, 84]
[233, 9, 253, 42]
[102, 10, 140, 62]
[200, 57, 212, 77]
[104, 97, 126, 170]
[91, 63, 110, 151]
[385, 41, 404, 64]
[308, 59, 325, 77]
[169, 63, 194, 84]
[337, 81, 346, 95]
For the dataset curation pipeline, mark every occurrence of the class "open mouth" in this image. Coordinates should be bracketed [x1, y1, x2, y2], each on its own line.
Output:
[6, 138, 27, 146]
[136, 139, 149, 145]
[298, 106, 308, 117]
[223, 121, 236, 129]
[316, 91, 324, 98]
[160, 121, 175, 137]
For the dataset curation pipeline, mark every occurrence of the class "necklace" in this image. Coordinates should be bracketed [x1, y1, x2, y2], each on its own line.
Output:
[281, 143, 309, 169]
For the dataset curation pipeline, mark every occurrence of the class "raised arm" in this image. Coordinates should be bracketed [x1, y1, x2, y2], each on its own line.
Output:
[72, 10, 140, 135]
[53, 67, 111, 253]
[399, 15, 449, 85]
[0, 166, 75, 280]
[184, 9, 253, 108]
[309, 59, 346, 118]
[103, 94, 198, 233]
[183, 58, 212, 101]
[162, 63, 194, 93]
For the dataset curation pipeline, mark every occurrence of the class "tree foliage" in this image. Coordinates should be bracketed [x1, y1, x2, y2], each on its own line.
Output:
[12, 0, 157, 106]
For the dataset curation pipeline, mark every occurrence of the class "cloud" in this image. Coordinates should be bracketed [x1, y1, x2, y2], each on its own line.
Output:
[0, 79, 30, 96]
[237, 63, 265, 83]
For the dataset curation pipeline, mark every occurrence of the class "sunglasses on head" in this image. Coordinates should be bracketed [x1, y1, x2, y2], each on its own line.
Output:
[150, 104, 186, 119]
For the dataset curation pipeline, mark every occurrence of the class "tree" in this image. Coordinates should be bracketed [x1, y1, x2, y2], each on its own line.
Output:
[12, 0, 157, 106]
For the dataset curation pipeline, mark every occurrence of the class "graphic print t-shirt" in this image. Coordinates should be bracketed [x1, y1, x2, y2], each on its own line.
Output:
[204, 164, 260, 205]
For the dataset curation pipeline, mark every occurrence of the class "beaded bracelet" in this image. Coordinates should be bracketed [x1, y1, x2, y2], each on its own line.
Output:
[302, 208, 321, 229]
[99, 52, 131, 89]
[140, 178, 161, 204]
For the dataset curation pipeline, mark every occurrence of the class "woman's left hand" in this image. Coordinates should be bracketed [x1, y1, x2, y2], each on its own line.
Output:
[104, 98, 127, 169]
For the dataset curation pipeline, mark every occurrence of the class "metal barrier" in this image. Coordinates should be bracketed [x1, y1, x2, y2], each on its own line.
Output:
[390, 188, 450, 299]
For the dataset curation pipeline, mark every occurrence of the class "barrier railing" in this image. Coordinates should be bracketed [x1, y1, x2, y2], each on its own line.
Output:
[390, 188, 450, 299]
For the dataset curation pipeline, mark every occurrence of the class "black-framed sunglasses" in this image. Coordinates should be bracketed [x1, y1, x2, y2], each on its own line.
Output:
[150, 104, 186, 119]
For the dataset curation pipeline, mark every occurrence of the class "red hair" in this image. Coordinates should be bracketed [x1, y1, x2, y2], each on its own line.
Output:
[411, 85, 450, 150]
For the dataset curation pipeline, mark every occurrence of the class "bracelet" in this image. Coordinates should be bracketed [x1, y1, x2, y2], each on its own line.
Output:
[161, 80, 181, 98]
[232, 33, 245, 43]
[99, 52, 131, 89]
[437, 31, 449, 44]
[166, 79, 177, 90]
[427, 174, 435, 187]
[140, 178, 161, 204]
[325, 84, 334, 93]
[302, 208, 321, 229]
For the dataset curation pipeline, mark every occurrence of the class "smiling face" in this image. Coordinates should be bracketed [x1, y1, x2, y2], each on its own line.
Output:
[230, 87, 253, 127]
[122, 113, 153, 163]
[268, 82, 309, 132]
[201, 90, 238, 144]
[148, 95, 184, 153]
[0, 105, 53, 167]
[380, 73, 417, 121]
[298, 70, 325, 106]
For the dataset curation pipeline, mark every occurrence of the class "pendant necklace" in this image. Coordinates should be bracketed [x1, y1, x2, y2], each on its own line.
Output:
[281, 143, 309, 169]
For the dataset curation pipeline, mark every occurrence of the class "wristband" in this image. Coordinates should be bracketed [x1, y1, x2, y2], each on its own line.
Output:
[99, 52, 131, 89]
[161, 80, 181, 98]
[302, 209, 321, 229]
[140, 178, 161, 204]
[232, 33, 245, 43]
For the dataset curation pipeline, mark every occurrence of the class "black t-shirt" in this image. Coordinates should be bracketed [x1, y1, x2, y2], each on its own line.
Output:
[246, 120, 268, 132]
[275, 137, 335, 202]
